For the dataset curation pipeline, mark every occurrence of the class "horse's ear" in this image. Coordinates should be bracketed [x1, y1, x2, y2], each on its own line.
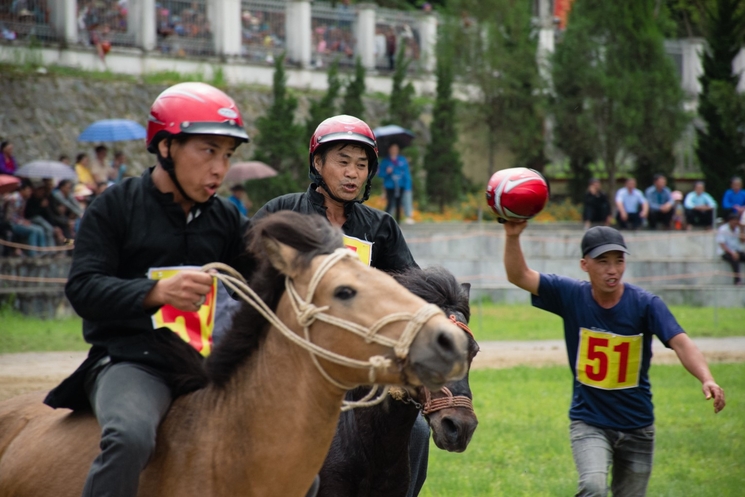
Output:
[460, 282, 471, 300]
[261, 236, 301, 279]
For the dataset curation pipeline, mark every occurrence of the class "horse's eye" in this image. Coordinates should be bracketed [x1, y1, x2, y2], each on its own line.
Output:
[333, 286, 357, 300]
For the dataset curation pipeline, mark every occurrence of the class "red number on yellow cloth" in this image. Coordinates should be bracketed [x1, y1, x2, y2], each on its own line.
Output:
[576, 328, 643, 390]
[149, 267, 218, 357]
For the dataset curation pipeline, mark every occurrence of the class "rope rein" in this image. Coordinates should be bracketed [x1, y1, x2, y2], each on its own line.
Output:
[201, 248, 442, 412]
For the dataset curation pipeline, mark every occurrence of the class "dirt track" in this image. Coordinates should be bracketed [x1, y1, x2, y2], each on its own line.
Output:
[1, 337, 744, 402]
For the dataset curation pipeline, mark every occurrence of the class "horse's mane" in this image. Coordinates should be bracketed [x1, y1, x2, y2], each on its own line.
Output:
[205, 211, 344, 386]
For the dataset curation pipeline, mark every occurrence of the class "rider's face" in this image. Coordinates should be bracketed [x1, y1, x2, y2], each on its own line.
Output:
[315, 144, 369, 203]
[165, 134, 236, 203]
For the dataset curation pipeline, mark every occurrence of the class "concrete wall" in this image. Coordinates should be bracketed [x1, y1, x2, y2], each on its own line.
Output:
[401, 223, 743, 307]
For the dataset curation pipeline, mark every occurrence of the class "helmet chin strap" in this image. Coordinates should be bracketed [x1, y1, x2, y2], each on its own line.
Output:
[158, 137, 198, 206]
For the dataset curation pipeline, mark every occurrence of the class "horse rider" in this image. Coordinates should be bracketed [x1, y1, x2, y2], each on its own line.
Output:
[254, 114, 430, 497]
[43, 82, 321, 497]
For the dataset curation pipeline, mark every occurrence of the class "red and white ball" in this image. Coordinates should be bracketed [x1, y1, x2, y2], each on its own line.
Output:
[486, 167, 549, 221]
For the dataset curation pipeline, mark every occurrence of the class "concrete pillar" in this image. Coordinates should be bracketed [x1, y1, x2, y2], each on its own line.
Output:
[356, 3, 376, 71]
[286, 0, 311, 67]
[49, 0, 76, 45]
[536, 0, 554, 84]
[210, 0, 242, 57]
[129, 0, 156, 52]
[417, 13, 437, 73]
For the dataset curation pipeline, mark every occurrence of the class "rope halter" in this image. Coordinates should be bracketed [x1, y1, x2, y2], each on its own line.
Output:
[421, 315, 475, 416]
[202, 248, 443, 411]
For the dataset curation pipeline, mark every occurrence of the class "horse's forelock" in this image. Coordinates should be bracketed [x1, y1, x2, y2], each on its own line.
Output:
[393, 266, 471, 324]
[248, 211, 344, 270]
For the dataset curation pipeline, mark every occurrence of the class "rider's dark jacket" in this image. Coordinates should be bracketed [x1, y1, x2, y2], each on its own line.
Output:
[255, 185, 417, 272]
[44, 168, 248, 410]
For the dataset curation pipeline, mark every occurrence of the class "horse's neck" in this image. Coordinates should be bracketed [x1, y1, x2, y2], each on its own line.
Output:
[155, 323, 345, 495]
[355, 396, 420, 465]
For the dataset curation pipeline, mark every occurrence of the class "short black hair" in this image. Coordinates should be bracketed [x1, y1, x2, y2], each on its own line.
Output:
[19, 178, 33, 190]
[653, 173, 665, 182]
[95, 145, 108, 153]
[76, 152, 87, 163]
[230, 184, 245, 192]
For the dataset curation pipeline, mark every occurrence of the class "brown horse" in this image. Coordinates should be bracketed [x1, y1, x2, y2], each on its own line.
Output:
[0, 212, 469, 497]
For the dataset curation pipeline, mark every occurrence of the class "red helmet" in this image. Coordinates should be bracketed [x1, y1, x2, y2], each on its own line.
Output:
[146, 82, 249, 153]
[309, 115, 379, 179]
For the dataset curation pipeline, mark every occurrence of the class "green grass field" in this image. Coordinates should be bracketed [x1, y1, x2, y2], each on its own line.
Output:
[469, 304, 745, 341]
[2, 303, 745, 354]
[421, 363, 745, 497]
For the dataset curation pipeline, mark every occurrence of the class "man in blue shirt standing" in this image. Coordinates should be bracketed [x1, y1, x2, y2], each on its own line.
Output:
[502, 222, 725, 497]
[721, 176, 745, 217]
[615, 178, 648, 230]
[644, 174, 674, 230]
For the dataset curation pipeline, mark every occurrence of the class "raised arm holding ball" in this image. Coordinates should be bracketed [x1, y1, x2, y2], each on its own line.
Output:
[491, 171, 725, 496]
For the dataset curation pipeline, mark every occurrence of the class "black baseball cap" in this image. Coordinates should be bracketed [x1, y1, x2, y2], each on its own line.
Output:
[581, 227, 630, 259]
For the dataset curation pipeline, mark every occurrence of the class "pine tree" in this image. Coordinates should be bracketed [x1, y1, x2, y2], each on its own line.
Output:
[552, 0, 688, 196]
[249, 53, 305, 205]
[305, 59, 342, 142]
[695, 0, 745, 202]
[424, 41, 463, 212]
[445, 0, 547, 174]
[341, 57, 366, 119]
[253, 53, 304, 175]
[385, 44, 420, 129]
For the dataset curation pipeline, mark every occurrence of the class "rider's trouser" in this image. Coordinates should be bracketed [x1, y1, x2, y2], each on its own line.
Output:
[83, 361, 172, 497]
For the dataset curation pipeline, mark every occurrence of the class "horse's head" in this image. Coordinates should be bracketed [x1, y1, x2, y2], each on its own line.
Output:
[393, 268, 480, 453]
[250, 212, 469, 392]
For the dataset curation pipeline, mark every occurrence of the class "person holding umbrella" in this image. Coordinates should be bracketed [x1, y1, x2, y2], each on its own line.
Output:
[379, 142, 414, 224]
[1, 141, 19, 175]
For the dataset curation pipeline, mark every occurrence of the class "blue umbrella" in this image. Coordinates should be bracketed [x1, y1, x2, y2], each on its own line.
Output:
[373, 125, 415, 156]
[78, 119, 147, 142]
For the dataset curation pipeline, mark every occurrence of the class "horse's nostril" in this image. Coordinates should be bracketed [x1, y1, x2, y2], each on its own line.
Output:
[436, 330, 455, 354]
[442, 417, 458, 437]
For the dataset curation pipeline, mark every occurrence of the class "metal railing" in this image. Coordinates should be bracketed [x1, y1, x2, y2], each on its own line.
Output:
[375, 6, 421, 72]
[77, 0, 135, 49]
[311, 0, 357, 69]
[156, 0, 214, 57]
[241, 0, 286, 64]
[0, 0, 57, 43]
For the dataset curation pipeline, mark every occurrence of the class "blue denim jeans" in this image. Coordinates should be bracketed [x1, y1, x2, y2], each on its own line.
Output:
[570, 420, 655, 497]
[11, 222, 47, 256]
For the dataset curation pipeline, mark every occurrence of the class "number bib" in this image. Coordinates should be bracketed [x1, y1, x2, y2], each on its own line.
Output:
[343, 235, 373, 266]
[576, 328, 643, 390]
[148, 266, 217, 357]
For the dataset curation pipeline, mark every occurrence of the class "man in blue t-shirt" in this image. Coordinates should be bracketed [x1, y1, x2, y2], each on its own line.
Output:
[503, 223, 725, 496]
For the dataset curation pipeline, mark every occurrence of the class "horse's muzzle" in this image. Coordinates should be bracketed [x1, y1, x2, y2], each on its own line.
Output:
[406, 316, 468, 391]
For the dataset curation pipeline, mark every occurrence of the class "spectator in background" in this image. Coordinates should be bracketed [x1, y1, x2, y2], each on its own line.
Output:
[227, 184, 251, 216]
[59, 154, 71, 166]
[671, 190, 686, 230]
[24, 182, 64, 246]
[721, 176, 745, 217]
[615, 178, 648, 230]
[75, 153, 97, 191]
[583, 178, 611, 229]
[684, 181, 717, 229]
[716, 212, 745, 285]
[1, 141, 19, 175]
[111, 150, 127, 183]
[4, 179, 47, 256]
[52, 179, 85, 219]
[645, 174, 674, 230]
[91, 145, 110, 183]
[386, 26, 396, 70]
[379, 143, 414, 224]
[73, 183, 94, 233]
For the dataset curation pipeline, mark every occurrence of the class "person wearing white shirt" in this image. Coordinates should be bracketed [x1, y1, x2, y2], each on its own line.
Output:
[716, 212, 745, 284]
[683, 181, 717, 229]
[615, 178, 648, 230]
